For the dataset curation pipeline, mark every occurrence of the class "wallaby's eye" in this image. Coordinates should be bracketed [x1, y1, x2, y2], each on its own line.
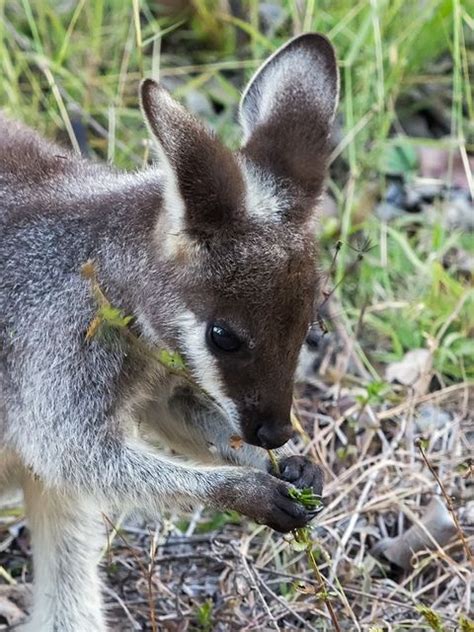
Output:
[207, 323, 242, 353]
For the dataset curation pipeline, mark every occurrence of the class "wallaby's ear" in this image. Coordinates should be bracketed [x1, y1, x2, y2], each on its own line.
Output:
[140, 79, 244, 244]
[240, 33, 339, 214]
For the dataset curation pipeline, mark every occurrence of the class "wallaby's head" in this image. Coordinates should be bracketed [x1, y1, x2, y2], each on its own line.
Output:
[140, 34, 338, 449]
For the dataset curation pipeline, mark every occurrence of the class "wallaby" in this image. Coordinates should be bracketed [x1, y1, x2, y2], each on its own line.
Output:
[0, 33, 338, 631]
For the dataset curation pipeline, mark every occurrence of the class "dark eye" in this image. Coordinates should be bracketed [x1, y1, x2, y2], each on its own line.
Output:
[207, 323, 242, 353]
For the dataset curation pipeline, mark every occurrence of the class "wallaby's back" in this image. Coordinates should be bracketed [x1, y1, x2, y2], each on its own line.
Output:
[0, 116, 162, 450]
[0, 114, 76, 195]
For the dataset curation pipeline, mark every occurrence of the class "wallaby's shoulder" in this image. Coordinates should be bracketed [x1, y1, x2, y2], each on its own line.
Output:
[0, 114, 163, 232]
[0, 113, 96, 219]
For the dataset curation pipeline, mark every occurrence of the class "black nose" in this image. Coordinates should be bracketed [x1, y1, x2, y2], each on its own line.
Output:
[255, 423, 293, 449]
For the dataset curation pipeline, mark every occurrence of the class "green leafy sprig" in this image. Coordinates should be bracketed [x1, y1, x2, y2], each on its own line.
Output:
[268, 450, 341, 632]
[81, 260, 221, 406]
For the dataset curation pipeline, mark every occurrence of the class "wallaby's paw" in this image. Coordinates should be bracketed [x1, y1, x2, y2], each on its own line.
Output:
[264, 479, 321, 532]
[277, 455, 324, 497]
[228, 472, 321, 533]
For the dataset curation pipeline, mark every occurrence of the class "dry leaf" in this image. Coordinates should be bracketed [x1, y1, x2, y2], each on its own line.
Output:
[419, 146, 474, 192]
[0, 596, 25, 626]
[371, 497, 457, 570]
[385, 348, 432, 396]
[229, 435, 243, 450]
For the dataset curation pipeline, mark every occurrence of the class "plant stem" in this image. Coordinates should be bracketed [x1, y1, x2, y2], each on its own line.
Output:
[306, 545, 342, 632]
[267, 449, 280, 475]
[416, 439, 473, 566]
[81, 261, 228, 417]
[267, 451, 342, 631]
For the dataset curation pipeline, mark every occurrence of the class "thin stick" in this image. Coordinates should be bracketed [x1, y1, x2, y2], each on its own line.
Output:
[306, 548, 342, 632]
[415, 439, 473, 565]
[102, 514, 158, 632]
[267, 449, 280, 475]
[267, 450, 342, 631]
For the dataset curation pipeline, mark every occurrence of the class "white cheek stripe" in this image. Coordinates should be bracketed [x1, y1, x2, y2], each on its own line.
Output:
[175, 310, 240, 431]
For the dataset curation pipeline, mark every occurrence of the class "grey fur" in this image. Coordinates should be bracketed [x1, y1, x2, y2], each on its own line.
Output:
[0, 33, 338, 631]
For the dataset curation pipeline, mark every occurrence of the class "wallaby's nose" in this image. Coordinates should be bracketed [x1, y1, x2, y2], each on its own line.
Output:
[255, 422, 293, 449]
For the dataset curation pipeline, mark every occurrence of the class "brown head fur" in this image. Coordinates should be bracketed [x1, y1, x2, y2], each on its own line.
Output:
[140, 33, 339, 448]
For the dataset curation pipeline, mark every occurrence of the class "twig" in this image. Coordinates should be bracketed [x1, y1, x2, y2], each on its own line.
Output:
[81, 260, 228, 418]
[101, 514, 158, 632]
[240, 554, 280, 631]
[294, 529, 343, 632]
[256, 570, 321, 632]
[415, 439, 473, 565]
[377, 382, 473, 420]
[330, 469, 377, 578]
[267, 450, 342, 631]
[102, 585, 141, 630]
[147, 527, 159, 632]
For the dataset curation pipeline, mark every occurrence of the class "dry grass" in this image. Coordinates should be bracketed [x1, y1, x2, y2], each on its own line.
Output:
[1, 330, 472, 630]
[95, 358, 473, 631]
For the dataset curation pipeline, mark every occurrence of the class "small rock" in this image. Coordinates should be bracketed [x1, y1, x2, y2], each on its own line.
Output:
[376, 179, 407, 220]
[415, 404, 451, 433]
[442, 194, 474, 231]
[385, 179, 407, 208]
[376, 201, 406, 221]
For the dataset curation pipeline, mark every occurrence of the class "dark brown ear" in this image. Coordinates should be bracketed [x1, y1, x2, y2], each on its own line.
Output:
[240, 33, 339, 212]
[140, 79, 244, 237]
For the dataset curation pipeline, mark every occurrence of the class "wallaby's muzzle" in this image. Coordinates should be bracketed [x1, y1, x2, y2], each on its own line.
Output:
[242, 415, 294, 449]
[257, 422, 293, 449]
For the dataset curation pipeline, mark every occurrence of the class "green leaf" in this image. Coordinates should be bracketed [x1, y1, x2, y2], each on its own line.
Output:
[366, 380, 388, 400]
[158, 349, 187, 371]
[288, 487, 323, 510]
[291, 538, 310, 552]
[379, 139, 418, 176]
[196, 598, 213, 631]
[98, 305, 133, 329]
[416, 437, 430, 451]
[416, 604, 444, 632]
[336, 445, 358, 460]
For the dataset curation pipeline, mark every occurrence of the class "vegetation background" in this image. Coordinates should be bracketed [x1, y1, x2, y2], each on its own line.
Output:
[0, 0, 472, 630]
